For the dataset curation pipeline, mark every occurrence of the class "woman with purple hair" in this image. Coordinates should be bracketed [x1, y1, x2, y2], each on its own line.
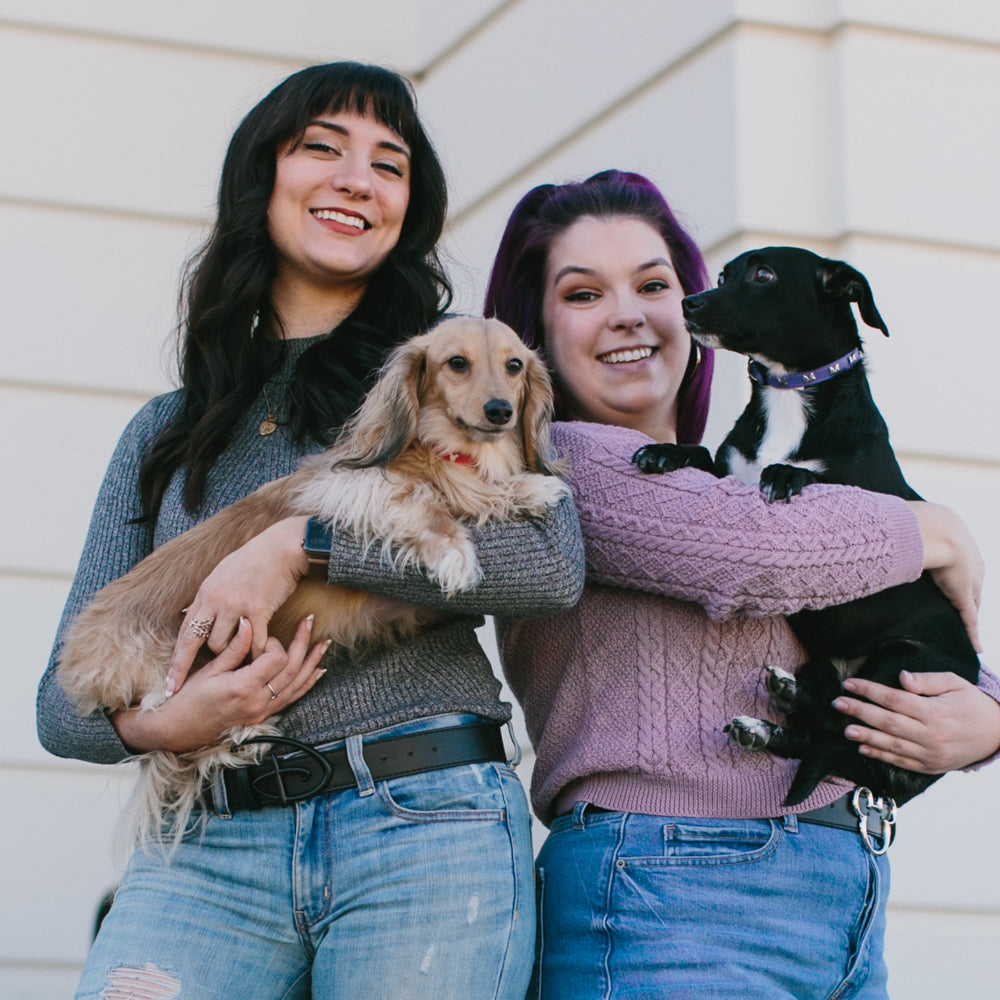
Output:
[486, 170, 1000, 998]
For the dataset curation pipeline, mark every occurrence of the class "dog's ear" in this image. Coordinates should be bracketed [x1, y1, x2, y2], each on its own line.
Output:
[520, 351, 564, 476]
[818, 260, 890, 337]
[333, 334, 427, 468]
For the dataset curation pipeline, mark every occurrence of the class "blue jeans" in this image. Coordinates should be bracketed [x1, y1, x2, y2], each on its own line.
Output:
[532, 805, 889, 1000]
[76, 715, 534, 1000]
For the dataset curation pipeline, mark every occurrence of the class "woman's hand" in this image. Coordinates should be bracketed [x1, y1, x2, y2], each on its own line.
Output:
[112, 615, 329, 753]
[165, 515, 311, 697]
[908, 501, 985, 651]
[833, 670, 1000, 773]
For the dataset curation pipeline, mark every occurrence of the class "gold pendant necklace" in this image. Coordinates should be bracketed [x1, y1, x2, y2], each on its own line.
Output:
[259, 384, 281, 436]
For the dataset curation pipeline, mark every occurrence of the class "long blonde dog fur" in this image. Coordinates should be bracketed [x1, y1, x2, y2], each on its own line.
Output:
[58, 317, 568, 844]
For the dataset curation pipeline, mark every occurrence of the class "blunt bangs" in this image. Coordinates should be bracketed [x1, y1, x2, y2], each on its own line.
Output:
[282, 64, 420, 152]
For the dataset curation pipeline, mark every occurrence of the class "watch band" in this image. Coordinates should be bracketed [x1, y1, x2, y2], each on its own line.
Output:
[303, 517, 333, 580]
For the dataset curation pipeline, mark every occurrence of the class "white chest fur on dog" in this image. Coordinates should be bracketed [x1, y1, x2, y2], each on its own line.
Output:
[724, 386, 826, 485]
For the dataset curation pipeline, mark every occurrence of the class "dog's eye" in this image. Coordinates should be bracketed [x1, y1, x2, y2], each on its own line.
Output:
[506, 358, 524, 375]
[717, 271, 725, 287]
[751, 266, 776, 285]
[447, 356, 469, 372]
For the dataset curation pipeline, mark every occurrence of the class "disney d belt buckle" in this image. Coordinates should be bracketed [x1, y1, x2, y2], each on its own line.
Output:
[237, 735, 333, 806]
[851, 786, 897, 855]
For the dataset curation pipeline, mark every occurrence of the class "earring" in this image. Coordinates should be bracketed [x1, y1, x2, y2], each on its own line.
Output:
[686, 338, 702, 376]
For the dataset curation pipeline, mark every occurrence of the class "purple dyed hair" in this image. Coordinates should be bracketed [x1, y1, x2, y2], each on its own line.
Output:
[483, 170, 714, 445]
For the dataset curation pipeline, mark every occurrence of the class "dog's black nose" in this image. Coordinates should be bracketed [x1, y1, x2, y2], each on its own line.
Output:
[682, 294, 705, 317]
[484, 399, 513, 425]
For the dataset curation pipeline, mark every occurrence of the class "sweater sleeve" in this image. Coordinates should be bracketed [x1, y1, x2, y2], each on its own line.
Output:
[553, 421, 925, 621]
[323, 491, 585, 619]
[36, 400, 169, 764]
[966, 662, 1000, 771]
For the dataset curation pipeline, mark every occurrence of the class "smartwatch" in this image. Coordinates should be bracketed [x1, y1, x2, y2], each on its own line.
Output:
[303, 517, 333, 580]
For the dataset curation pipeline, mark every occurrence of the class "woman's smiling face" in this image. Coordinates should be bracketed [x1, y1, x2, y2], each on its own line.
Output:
[267, 111, 411, 295]
[541, 215, 691, 441]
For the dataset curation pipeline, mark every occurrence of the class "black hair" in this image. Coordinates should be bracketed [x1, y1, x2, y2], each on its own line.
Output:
[139, 62, 452, 520]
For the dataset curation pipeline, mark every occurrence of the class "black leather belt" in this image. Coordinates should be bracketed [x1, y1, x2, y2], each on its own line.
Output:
[559, 790, 897, 855]
[213, 722, 506, 813]
[797, 787, 897, 855]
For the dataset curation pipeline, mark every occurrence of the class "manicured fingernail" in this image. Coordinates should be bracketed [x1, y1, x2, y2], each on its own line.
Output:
[306, 614, 315, 631]
[164, 677, 176, 698]
[832, 697, 848, 712]
[324, 639, 333, 648]
[900, 670, 913, 682]
[842, 679, 858, 692]
[844, 726, 861, 740]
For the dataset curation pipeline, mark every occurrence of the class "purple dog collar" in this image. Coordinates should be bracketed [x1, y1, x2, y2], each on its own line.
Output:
[748, 348, 863, 390]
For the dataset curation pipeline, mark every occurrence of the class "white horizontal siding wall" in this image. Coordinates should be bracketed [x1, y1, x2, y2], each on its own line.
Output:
[2, 2, 997, 996]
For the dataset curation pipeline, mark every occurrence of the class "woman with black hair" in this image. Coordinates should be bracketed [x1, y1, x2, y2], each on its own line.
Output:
[38, 62, 583, 1000]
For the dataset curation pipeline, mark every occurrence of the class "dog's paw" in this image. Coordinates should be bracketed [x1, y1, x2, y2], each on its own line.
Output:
[514, 475, 570, 516]
[725, 715, 783, 750]
[765, 665, 798, 711]
[428, 543, 483, 595]
[632, 443, 715, 475]
[139, 689, 168, 712]
[760, 464, 819, 502]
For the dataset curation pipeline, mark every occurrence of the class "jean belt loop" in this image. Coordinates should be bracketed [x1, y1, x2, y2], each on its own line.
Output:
[504, 720, 522, 768]
[572, 801, 589, 830]
[346, 734, 376, 797]
[783, 813, 799, 834]
[210, 769, 233, 819]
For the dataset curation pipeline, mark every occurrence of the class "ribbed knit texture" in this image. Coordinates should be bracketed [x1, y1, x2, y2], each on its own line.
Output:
[498, 420, 995, 826]
[37, 337, 585, 764]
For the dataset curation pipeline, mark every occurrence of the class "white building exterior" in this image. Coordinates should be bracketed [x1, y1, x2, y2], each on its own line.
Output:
[2, 2, 998, 996]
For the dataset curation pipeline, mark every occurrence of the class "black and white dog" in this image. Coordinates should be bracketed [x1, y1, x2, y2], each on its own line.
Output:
[634, 246, 979, 807]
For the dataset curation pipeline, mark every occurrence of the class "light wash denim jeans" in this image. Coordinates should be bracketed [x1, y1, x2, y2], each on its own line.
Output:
[531, 804, 890, 1000]
[76, 715, 534, 1000]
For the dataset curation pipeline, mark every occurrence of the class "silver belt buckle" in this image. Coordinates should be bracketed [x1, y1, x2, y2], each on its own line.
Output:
[851, 786, 897, 855]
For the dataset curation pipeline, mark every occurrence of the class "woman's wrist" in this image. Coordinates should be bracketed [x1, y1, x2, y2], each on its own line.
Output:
[248, 515, 311, 581]
[907, 501, 977, 573]
[109, 704, 166, 753]
[981, 699, 1000, 764]
[908, 501, 949, 570]
[282, 515, 311, 578]
[906, 500, 983, 650]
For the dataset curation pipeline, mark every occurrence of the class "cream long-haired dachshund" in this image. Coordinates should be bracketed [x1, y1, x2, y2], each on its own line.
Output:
[58, 316, 568, 843]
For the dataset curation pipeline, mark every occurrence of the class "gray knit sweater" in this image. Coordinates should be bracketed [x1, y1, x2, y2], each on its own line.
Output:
[37, 337, 585, 764]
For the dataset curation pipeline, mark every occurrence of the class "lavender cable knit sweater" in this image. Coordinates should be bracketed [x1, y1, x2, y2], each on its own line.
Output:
[499, 421, 998, 826]
[37, 336, 584, 765]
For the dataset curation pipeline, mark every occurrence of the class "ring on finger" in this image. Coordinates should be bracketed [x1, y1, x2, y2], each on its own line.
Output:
[266, 682, 279, 700]
[188, 617, 215, 638]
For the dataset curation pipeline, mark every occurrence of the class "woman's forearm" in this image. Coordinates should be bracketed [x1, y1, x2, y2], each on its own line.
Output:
[556, 422, 925, 621]
[324, 493, 585, 619]
[907, 500, 984, 651]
